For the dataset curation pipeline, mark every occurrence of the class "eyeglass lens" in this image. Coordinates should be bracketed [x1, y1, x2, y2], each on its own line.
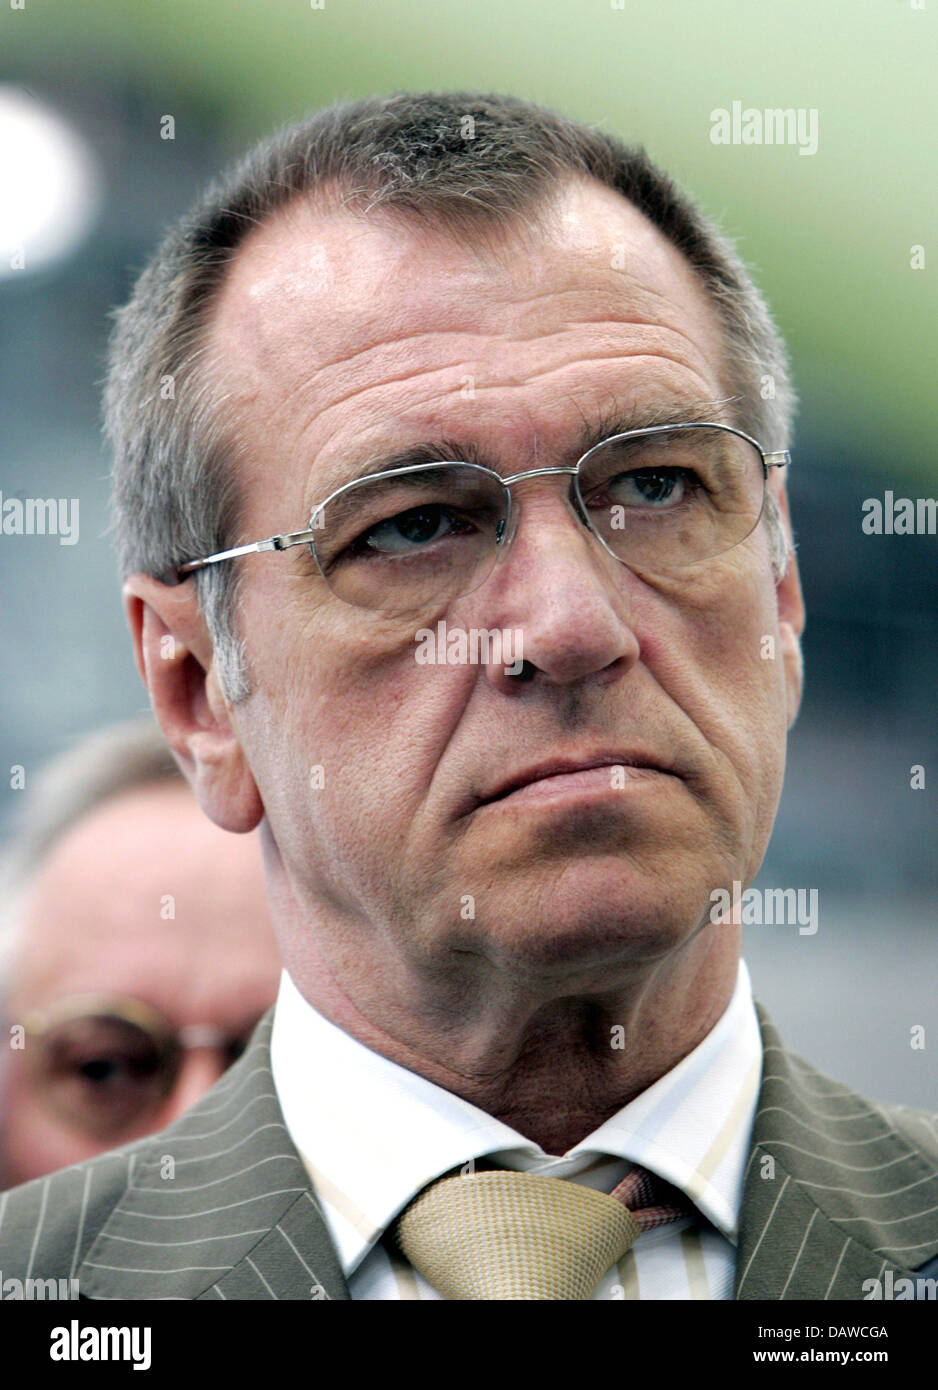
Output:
[29, 1013, 250, 1138]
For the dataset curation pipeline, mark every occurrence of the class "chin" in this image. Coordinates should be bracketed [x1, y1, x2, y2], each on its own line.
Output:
[458, 862, 712, 977]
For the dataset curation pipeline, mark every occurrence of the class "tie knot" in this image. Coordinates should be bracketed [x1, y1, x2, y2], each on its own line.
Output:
[395, 1165, 683, 1300]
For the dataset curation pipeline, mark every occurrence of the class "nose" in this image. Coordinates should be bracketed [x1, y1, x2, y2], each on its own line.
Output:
[156, 1048, 230, 1126]
[464, 477, 643, 694]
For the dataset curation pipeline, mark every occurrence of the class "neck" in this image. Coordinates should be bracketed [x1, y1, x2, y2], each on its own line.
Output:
[277, 900, 739, 1155]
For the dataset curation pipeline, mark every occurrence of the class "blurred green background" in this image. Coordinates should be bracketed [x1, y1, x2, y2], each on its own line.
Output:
[1, 0, 935, 1104]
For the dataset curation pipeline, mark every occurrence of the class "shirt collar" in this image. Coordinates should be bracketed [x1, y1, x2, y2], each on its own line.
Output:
[270, 960, 762, 1277]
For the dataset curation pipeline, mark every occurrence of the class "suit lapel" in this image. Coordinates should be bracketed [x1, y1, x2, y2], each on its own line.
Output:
[199, 1188, 348, 1300]
[735, 1007, 938, 1299]
[77, 1013, 350, 1302]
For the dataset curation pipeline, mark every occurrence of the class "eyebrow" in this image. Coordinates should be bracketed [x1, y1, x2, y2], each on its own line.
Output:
[314, 397, 736, 500]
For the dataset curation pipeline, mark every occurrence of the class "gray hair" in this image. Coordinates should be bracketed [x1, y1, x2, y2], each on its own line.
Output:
[0, 718, 181, 995]
[106, 91, 796, 703]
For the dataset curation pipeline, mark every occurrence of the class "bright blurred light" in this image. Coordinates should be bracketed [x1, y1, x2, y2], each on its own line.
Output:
[0, 86, 102, 280]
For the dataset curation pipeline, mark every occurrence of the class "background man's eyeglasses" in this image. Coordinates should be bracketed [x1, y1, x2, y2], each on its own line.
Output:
[176, 423, 791, 618]
[22, 995, 259, 1138]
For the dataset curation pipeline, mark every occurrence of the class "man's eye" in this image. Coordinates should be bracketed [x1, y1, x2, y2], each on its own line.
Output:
[78, 1056, 120, 1085]
[350, 504, 474, 556]
[605, 467, 696, 509]
[70, 1052, 159, 1089]
[41, 1040, 168, 1137]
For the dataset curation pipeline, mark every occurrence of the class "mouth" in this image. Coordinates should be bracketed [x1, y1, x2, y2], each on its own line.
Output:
[468, 752, 680, 814]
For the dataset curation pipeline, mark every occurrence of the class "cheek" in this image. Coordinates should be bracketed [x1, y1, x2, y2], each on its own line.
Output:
[239, 588, 475, 863]
[0, 1062, 101, 1183]
[639, 556, 790, 806]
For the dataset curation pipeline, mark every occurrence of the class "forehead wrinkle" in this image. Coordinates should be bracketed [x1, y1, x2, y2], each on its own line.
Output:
[403, 349, 718, 420]
[297, 371, 727, 513]
[216, 221, 721, 393]
[274, 347, 463, 424]
[214, 212, 726, 394]
[265, 315, 719, 461]
[224, 328, 475, 451]
[230, 281, 710, 393]
[479, 277, 695, 336]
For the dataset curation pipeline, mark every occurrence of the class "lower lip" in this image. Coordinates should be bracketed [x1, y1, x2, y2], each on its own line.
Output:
[481, 764, 674, 809]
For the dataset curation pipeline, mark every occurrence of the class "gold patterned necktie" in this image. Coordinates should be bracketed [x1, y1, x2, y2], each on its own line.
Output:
[395, 1165, 688, 1300]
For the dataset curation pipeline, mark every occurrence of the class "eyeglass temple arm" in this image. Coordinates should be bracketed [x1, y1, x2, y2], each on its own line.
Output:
[176, 527, 319, 577]
[764, 451, 791, 469]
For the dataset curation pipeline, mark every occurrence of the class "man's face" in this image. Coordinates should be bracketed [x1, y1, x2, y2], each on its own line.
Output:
[207, 178, 803, 998]
[0, 782, 280, 1186]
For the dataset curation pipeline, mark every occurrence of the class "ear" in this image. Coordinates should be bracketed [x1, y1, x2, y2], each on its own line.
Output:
[768, 475, 806, 728]
[122, 573, 264, 833]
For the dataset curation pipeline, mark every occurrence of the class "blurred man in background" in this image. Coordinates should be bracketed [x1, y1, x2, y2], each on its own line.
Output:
[0, 717, 280, 1187]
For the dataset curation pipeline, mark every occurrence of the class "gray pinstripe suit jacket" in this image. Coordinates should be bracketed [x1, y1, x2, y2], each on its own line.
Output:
[1, 1005, 936, 1300]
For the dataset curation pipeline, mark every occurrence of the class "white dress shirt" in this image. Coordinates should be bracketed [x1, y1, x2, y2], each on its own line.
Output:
[270, 960, 762, 1299]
